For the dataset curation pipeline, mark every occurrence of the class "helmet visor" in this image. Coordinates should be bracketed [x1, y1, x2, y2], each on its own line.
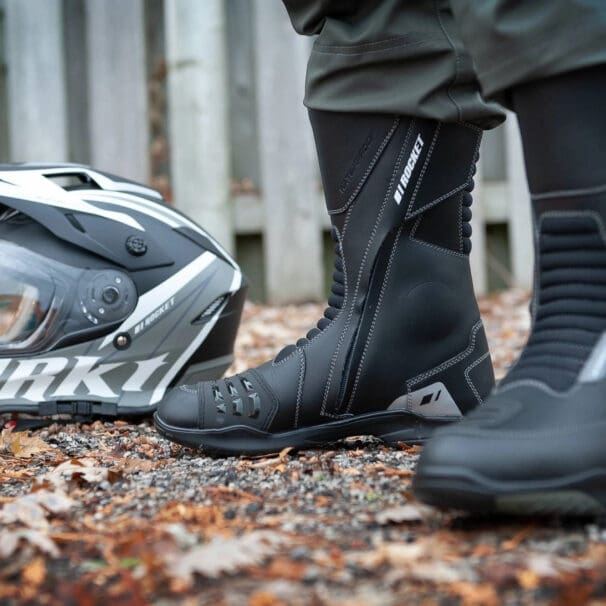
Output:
[0, 279, 53, 346]
[0, 241, 138, 355]
[0, 243, 67, 353]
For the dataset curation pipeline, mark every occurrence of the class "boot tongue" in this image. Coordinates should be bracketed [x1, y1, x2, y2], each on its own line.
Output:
[274, 228, 345, 363]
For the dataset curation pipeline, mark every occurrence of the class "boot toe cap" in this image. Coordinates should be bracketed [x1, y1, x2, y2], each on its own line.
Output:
[412, 422, 522, 512]
[156, 385, 200, 429]
[413, 385, 606, 510]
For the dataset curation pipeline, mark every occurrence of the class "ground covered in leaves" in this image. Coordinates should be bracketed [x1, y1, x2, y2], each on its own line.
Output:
[2, 289, 606, 605]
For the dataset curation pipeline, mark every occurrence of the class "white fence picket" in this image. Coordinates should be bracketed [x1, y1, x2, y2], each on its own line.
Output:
[85, 0, 149, 182]
[470, 158, 488, 295]
[505, 112, 534, 288]
[4, 0, 68, 162]
[165, 0, 234, 254]
[253, 1, 324, 303]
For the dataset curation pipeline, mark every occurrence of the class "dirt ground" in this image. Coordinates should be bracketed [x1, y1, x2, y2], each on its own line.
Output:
[2, 288, 606, 606]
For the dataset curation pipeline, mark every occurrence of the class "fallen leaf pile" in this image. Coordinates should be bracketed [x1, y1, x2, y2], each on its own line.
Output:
[1, 289, 606, 605]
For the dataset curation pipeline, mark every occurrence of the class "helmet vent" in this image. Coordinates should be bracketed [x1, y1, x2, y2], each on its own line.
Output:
[192, 295, 228, 324]
[45, 172, 101, 192]
[0, 206, 28, 224]
[65, 213, 86, 233]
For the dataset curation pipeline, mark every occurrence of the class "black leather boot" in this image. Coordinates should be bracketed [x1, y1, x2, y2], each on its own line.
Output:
[414, 66, 606, 516]
[155, 110, 494, 456]
[414, 198, 606, 515]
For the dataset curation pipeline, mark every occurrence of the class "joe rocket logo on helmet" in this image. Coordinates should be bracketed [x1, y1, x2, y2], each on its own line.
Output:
[133, 297, 176, 335]
[0, 354, 169, 402]
[0, 163, 247, 417]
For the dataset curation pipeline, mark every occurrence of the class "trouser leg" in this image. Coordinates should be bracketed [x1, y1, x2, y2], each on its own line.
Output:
[281, 0, 505, 129]
[450, 0, 606, 105]
[511, 64, 606, 195]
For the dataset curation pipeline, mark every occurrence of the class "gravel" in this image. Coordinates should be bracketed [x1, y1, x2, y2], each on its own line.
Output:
[2, 288, 606, 605]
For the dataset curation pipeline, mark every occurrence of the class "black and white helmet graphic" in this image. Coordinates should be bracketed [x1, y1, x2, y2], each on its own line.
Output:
[0, 163, 246, 417]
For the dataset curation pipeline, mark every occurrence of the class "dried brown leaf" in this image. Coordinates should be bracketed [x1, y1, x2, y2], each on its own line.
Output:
[249, 591, 289, 606]
[376, 503, 437, 525]
[279, 446, 294, 463]
[0, 489, 74, 529]
[1, 428, 52, 458]
[248, 449, 293, 469]
[517, 569, 541, 590]
[411, 561, 476, 584]
[502, 524, 535, 550]
[168, 531, 288, 583]
[117, 457, 155, 474]
[339, 468, 362, 476]
[31, 489, 75, 514]
[365, 463, 414, 478]
[0, 529, 59, 558]
[21, 556, 46, 587]
[450, 582, 499, 606]
[0, 499, 49, 529]
[45, 459, 114, 489]
[353, 542, 426, 570]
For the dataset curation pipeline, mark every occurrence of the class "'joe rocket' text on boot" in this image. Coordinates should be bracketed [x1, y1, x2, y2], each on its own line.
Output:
[394, 134, 424, 205]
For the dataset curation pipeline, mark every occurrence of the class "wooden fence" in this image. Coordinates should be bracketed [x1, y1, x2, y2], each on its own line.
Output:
[0, 0, 534, 303]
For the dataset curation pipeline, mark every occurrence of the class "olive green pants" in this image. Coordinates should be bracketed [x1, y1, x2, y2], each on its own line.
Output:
[282, 0, 606, 129]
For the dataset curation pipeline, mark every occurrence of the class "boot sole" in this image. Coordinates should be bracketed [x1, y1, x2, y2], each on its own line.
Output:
[154, 410, 458, 457]
[413, 466, 606, 516]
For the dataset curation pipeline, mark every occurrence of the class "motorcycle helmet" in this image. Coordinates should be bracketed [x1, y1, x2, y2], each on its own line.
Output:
[0, 163, 246, 417]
